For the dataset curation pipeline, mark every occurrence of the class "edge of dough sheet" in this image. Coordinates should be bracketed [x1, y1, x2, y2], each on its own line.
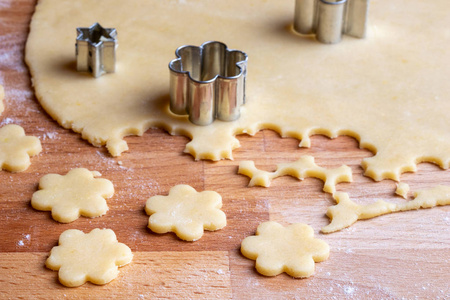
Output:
[25, 0, 450, 182]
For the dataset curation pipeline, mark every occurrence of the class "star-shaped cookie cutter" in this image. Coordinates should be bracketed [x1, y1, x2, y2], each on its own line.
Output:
[294, 0, 369, 44]
[76, 23, 117, 78]
[169, 41, 248, 126]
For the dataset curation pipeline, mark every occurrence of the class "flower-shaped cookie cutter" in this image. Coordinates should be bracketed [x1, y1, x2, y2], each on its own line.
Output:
[169, 41, 248, 126]
[76, 22, 117, 77]
[294, 0, 369, 44]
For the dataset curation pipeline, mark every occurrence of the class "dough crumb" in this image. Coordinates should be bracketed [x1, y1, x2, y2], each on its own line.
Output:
[0, 124, 42, 172]
[145, 184, 226, 241]
[241, 221, 329, 278]
[46, 228, 132, 287]
[31, 168, 114, 223]
[238, 156, 352, 194]
[395, 182, 410, 198]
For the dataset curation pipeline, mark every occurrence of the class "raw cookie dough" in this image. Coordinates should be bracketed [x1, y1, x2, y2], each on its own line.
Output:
[395, 182, 410, 199]
[145, 184, 226, 241]
[241, 221, 329, 278]
[322, 185, 450, 233]
[238, 156, 352, 194]
[31, 168, 114, 223]
[46, 228, 132, 287]
[26, 0, 450, 182]
[0, 124, 42, 172]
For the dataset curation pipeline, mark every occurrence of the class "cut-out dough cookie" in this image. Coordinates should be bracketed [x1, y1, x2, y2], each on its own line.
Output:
[46, 228, 132, 287]
[0, 84, 4, 115]
[145, 184, 226, 241]
[26, 0, 450, 181]
[322, 185, 450, 233]
[395, 182, 410, 199]
[241, 221, 329, 278]
[0, 124, 42, 172]
[31, 168, 114, 223]
[238, 156, 352, 194]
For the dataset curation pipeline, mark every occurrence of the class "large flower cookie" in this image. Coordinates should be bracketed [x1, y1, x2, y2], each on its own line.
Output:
[46, 228, 133, 287]
[145, 184, 227, 241]
[31, 168, 114, 223]
[0, 124, 42, 172]
[241, 221, 329, 278]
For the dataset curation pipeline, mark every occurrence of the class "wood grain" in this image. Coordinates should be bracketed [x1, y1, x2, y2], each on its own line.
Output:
[0, 0, 449, 299]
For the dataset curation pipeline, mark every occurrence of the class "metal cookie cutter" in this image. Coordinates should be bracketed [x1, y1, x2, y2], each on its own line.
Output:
[169, 41, 248, 126]
[76, 22, 117, 77]
[294, 0, 369, 44]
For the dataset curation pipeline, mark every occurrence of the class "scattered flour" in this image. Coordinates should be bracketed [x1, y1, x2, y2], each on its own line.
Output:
[344, 285, 355, 295]
[16, 234, 31, 247]
[0, 118, 17, 125]
[42, 131, 58, 140]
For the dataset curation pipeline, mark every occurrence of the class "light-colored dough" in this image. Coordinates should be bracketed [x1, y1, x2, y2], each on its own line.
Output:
[46, 228, 133, 287]
[241, 221, 329, 278]
[395, 182, 410, 199]
[31, 168, 114, 223]
[0, 84, 4, 115]
[238, 156, 352, 194]
[0, 124, 42, 172]
[26, 0, 450, 182]
[145, 184, 226, 241]
[322, 185, 450, 233]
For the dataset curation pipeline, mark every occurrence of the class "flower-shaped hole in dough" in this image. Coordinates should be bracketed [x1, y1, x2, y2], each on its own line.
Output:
[46, 228, 132, 287]
[241, 221, 329, 278]
[145, 184, 227, 241]
[0, 124, 42, 172]
[31, 168, 114, 223]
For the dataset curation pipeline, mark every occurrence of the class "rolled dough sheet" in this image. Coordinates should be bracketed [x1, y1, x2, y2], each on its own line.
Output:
[25, 0, 450, 181]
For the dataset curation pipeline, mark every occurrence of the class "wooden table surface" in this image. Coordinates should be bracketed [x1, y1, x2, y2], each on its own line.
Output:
[0, 1, 449, 299]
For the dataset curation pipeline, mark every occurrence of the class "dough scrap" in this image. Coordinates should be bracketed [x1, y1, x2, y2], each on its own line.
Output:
[0, 124, 42, 172]
[0, 84, 4, 116]
[46, 228, 132, 287]
[145, 184, 226, 241]
[322, 185, 450, 233]
[395, 182, 410, 199]
[25, 0, 450, 182]
[31, 168, 114, 223]
[241, 221, 329, 278]
[238, 156, 352, 194]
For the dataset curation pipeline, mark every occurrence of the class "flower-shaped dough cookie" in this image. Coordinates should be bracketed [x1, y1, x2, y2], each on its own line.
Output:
[31, 168, 114, 223]
[0, 124, 42, 172]
[46, 228, 133, 287]
[241, 221, 329, 278]
[145, 184, 226, 241]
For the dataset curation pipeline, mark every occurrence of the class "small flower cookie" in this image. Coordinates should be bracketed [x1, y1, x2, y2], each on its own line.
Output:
[46, 228, 132, 287]
[31, 168, 114, 223]
[241, 221, 329, 278]
[0, 124, 42, 172]
[145, 184, 227, 241]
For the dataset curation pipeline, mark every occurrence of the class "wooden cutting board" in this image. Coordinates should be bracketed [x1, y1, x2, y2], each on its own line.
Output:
[0, 1, 449, 299]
